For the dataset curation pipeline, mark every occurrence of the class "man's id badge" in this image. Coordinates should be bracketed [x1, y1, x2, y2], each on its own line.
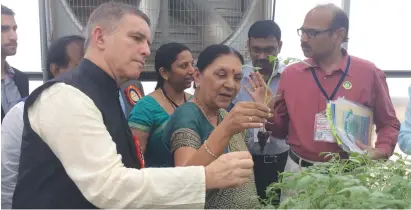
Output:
[313, 111, 335, 143]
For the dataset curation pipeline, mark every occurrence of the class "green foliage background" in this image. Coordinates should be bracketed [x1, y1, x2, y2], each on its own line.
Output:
[262, 153, 411, 209]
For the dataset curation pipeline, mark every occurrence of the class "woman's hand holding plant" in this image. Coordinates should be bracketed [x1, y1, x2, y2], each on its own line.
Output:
[219, 101, 272, 136]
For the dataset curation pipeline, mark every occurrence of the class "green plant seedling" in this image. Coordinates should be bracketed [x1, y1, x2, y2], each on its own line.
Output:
[242, 55, 313, 152]
[263, 153, 411, 209]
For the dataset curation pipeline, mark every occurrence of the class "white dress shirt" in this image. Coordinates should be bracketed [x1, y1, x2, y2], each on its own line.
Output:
[1, 101, 25, 209]
[27, 83, 206, 209]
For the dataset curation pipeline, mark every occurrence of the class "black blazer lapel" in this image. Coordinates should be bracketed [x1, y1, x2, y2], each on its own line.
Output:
[1, 106, 4, 122]
[12, 68, 29, 97]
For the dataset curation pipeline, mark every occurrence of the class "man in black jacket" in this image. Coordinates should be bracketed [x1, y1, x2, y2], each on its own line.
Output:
[1, 5, 28, 122]
[12, 2, 254, 209]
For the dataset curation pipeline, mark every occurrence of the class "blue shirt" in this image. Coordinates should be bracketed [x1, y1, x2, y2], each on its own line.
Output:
[231, 62, 289, 155]
[119, 90, 127, 118]
[398, 84, 411, 155]
[1, 65, 22, 114]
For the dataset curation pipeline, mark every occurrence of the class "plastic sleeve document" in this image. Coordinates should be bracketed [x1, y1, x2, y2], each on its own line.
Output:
[326, 97, 374, 154]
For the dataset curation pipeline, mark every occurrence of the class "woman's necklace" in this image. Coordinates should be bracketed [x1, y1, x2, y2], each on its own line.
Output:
[195, 97, 237, 152]
[160, 87, 187, 110]
[194, 97, 218, 127]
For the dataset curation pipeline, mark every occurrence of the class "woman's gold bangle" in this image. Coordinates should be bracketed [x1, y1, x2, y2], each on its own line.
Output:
[204, 140, 218, 158]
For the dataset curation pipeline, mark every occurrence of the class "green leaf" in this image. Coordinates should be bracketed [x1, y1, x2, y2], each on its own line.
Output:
[268, 55, 276, 63]
[342, 178, 361, 186]
[295, 175, 312, 189]
[319, 195, 346, 208]
[259, 152, 411, 209]
[324, 203, 339, 209]
[376, 199, 409, 208]
[337, 186, 370, 197]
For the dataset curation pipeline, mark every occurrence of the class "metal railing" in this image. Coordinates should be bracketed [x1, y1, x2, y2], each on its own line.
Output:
[25, 70, 411, 82]
[34, 0, 410, 82]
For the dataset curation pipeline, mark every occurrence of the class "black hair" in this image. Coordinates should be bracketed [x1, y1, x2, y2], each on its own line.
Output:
[330, 9, 349, 42]
[248, 20, 281, 41]
[1, 5, 15, 16]
[196, 44, 244, 73]
[315, 4, 349, 42]
[46, 35, 85, 79]
[154, 42, 190, 89]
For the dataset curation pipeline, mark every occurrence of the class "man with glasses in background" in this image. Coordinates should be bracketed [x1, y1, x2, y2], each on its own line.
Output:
[265, 3, 399, 176]
[12, 3, 255, 209]
[229, 20, 289, 204]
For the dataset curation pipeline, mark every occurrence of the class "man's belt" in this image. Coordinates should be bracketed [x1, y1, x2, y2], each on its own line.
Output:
[288, 150, 314, 167]
[253, 151, 288, 164]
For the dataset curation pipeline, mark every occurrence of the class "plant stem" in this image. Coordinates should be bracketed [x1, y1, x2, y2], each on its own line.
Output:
[264, 57, 277, 105]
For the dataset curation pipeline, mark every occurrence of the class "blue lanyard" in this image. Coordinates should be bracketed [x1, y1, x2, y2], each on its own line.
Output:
[311, 56, 351, 101]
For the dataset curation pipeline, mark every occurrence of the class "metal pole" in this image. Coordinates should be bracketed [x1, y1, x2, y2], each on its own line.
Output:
[160, 0, 170, 45]
[263, 0, 270, 20]
[341, 0, 350, 50]
[38, 0, 49, 83]
[272, 0, 276, 20]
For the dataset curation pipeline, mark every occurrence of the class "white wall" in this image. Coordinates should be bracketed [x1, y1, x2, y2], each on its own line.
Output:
[274, 0, 410, 99]
[348, 0, 411, 71]
[2, 0, 42, 73]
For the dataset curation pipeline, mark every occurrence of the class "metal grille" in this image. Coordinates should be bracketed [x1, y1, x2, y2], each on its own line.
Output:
[67, 0, 140, 27]
[57, 0, 257, 69]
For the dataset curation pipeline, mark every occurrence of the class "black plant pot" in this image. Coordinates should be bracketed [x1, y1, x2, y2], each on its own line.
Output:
[257, 130, 271, 153]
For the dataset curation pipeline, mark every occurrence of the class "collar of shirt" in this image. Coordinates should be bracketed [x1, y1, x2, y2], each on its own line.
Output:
[242, 60, 286, 79]
[234, 61, 285, 104]
[119, 90, 127, 117]
[297, 48, 352, 77]
[4, 62, 15, 79]
[235, 61, 289, 154]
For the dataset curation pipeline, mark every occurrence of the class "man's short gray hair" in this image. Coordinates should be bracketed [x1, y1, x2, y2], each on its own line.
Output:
[313, 3, 349, 42]
[83, 2, 150, 49]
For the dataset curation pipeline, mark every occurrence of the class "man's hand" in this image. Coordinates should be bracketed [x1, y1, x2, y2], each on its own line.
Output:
[244, 72, 270, 104]
[355, 141, 388, 160]
[204, 151, 254, 190]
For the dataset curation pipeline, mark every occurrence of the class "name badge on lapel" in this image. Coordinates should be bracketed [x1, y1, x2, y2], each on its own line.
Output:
[124, 85, 143, 106]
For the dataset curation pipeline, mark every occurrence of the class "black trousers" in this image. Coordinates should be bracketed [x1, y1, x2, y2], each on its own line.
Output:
[252, 151, 288, 203]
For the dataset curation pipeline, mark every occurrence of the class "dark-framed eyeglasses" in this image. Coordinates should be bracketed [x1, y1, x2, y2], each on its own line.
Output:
[297, 28, 336, 38]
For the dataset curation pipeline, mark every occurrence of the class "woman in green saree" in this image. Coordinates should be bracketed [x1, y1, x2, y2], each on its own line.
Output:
[163, 44, 273, 209]
[128, 43, 194, 167]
